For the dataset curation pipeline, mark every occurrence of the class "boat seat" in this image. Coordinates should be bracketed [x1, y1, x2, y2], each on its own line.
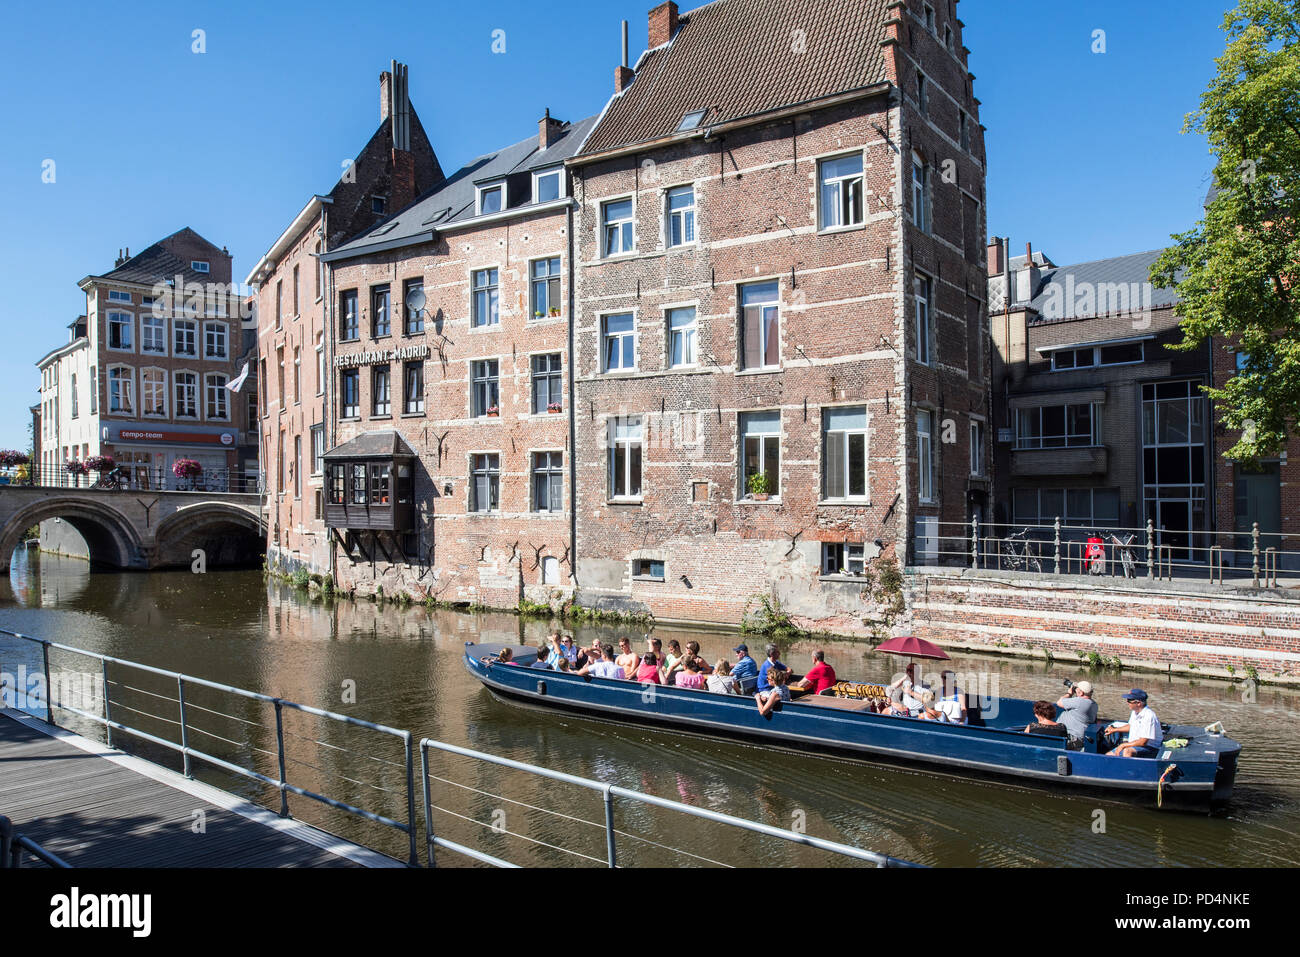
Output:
[795, 695, 873, 712]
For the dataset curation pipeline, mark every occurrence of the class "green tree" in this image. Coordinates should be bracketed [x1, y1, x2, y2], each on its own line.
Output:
[1151, 0, 1300, 459]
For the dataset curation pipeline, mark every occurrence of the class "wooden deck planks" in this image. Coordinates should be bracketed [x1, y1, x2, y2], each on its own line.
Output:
[0, 710, 404, 868]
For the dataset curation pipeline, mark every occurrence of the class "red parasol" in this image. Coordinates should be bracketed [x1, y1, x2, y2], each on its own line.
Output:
[873, 635, 950, 661]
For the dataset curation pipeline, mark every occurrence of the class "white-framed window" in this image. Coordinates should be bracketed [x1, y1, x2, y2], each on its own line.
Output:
[107, 311, 133, 350]
[141, 313, 166, 355]
[173, 319, 197, 356]
[970, 418, 986, 476]
[371, 285, 391, 338]
[340, 369, 359, 418]
[471, 359, 499, 417]
[70, 373, 78, 418]
[191, 260, 210, 274]
[823, 406, 869, 499]
[608, 415, 643, 501]
[108, 366, 134, 413]
[470, 454, 500, 512]
[822, 543, 866, 576]
[602, 313, 636, 372]
[316, 337, 325, 396]
[533, 166, 564, 203]
[89, 366, 97, 414]
[666, 185, 695, 247]
[667, 307, 697, 368]
[1050, 341, 1145, 371]
[1016, 404, 1097, 449]
[310, 424, 325, 475]
[532, 451, 564, 513]
[917, 409, 936, 503]
[819, 153, 864, 230]
[204, 321, 228, 359]
[471, 269, 499, 328]
[740, 281, 780, 370]
[206, 374, 229, 419]
[141, 368, 167, 417]
[530, 257, 562, 318]
[740, 411, 781, 498]
[912, 153, 930, 233]
[531, 353, 563, 413]
[601, 197, 634, 257]
[404, 361, 424, 414]
[914, 272, 933, 366]
[108, 290, 132, 303]
[174, 371, 198, 418]
[372, 365, 391, 416]
[477, 181, 505, 216]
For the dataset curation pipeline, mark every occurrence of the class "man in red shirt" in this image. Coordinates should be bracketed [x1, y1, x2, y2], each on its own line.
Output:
[789, 649, 837, 696]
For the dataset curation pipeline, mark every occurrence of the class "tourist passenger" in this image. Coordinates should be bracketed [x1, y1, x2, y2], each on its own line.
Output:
[755, 664, 790, 717]
[1023, 700, 1068, 737]
[662, 640, 686, 685]
[685, 641, 712, 674]
[731, 644, 759, 693]
[1056, 680, 1097, 748]
[707, 659, 737, 695]
[675, 656, 707, 690]
[579, 644, 624, 680]
[496, 648, 516, 665]
[890, 663, 927, 712]
[559, 635, 579, 667]
[757, 644, 788, 693]
[1100, 689, 1163, 758]
[636, 652, 662, 684]
[937, 671, 967, 724]
[789, 650, 837, 696]
[918, 691, 949, 722]
[884, 686, 912, 716]
[616, 638, 640, 679]
[530, 645, 553, 670]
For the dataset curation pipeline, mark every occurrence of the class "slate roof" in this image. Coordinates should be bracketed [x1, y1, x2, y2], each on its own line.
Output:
[579, 0, 892, 157]
[323, 430, 417, 459]
[94, 227, 223, 286]
[323, 115, 598, 262]
[1026, 249, 1179, 324]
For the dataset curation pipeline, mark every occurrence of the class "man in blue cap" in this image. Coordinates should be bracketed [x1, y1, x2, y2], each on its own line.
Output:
[1099, 689, 1162, 757]
[731, 643, 759, 694]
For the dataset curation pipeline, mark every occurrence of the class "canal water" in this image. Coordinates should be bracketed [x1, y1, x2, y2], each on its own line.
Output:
[3, 550, 1298, 867]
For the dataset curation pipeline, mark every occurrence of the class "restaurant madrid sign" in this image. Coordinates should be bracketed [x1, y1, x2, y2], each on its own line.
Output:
[333, 344, 431, 369]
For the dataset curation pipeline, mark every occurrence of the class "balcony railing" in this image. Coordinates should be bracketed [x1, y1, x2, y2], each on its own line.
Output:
[2, 465, 263, 495]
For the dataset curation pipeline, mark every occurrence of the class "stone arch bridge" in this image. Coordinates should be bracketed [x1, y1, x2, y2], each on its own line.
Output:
[0, 486, 265, 572]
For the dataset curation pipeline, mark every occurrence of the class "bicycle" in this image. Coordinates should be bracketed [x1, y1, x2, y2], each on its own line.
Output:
[1108, 533, 1137, 579]
[91, 468, 127, 491]
[1001, 528, 1043, 574]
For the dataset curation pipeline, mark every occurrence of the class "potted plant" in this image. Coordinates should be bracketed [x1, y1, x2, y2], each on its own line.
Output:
[534, 310, 544, 319]
[747, 471, 772, 501]
[549, 307, 561, 317]
[64, 459, 87, 476]
[547, 401, 563, 414]
[173, 458, 202, 489]
[85, 455, 115, 473]
[485, 405, 500, 418]
[0, 450, 29, 468]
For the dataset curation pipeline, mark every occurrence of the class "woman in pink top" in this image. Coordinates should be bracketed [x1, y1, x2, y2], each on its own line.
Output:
[635, 652, 662, 684]
[674, 657, 707, 690]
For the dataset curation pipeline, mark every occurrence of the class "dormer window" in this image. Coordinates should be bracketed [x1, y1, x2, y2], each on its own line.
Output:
[191, 261, 210, 274]
[533, 167, 563, 203]
[677, 109, 707, 132]
[477, 182, 505, 216]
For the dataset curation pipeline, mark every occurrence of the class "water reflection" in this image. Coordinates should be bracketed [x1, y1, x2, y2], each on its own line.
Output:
[3, 549, 1299, 867]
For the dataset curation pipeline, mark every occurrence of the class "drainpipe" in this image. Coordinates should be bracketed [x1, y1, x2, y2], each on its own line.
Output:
[323, 208, 337, 585]
[567, 196, 578, 591]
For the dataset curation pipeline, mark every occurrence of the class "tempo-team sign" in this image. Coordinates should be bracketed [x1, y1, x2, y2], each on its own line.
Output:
[333, 344, 431, 369]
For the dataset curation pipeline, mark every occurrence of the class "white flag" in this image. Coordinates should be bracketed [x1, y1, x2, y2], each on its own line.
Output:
[227, 361, 250, 392]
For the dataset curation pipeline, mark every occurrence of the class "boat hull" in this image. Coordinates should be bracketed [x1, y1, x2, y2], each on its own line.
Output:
[465, 644, 1240, 810]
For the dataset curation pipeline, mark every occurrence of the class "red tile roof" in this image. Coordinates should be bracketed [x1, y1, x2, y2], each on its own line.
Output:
[579, 0, 892, 157]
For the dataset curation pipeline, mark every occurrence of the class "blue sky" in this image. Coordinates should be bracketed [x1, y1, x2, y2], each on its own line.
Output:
[0, 0, 1233, 450]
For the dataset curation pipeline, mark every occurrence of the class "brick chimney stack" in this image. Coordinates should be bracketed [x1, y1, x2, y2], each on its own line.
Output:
[539, 108, 565, 150]
[380, 70, 393, 122]
[615, 19, 634, 93]
[649, 1, 679, 47]
[987, 237, 1004, 277]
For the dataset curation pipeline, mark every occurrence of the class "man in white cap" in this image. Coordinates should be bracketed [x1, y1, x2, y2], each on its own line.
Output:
[1056, 680, 1097, 750]
[1100, 689, 1163, 758]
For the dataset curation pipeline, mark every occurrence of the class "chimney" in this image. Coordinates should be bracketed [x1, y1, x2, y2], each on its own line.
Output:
[1016, 240, 1040, 305]
[986, 237, 1004, 277]
[649, 1, 679, 47]
[380, 70, 393, 122]
[388, 61, 415, 212]
[539, 108, 565, 150]
[615, 20, 634, 93]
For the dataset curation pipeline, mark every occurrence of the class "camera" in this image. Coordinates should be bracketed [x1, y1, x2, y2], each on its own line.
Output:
[1062, 678, 1075, 690]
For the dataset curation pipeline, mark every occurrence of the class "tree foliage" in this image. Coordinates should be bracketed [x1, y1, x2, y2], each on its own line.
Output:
[1151, 0, 1300, 459]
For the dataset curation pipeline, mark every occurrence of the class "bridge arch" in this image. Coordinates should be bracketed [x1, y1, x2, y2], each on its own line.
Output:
[0, 496, 145, 572]
[153, 502, 266, 569]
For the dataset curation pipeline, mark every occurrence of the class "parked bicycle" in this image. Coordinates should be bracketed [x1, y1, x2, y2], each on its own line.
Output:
[1001, 528, 1043, 574]
[1109, 532, 1138, 579]
[90, 468, 128, 490]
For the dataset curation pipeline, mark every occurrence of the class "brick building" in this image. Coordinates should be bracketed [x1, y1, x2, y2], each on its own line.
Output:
[34, 228, 255, 490]
[318, 110, 596, 604]
[249, 62, 443, 578]
[566, 0, 989, 628]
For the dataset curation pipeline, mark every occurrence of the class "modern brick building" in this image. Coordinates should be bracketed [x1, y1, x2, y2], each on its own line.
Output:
[34, 228, 255, 491]
[566, 0, 989, 627]
[249, 62, 443, 578]
[319, 109, 596, 605]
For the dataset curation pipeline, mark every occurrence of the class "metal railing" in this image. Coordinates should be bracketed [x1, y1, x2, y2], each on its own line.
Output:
[1, 630, 418, 865]
[0, 815, 73, 868]
[418, 738, 918, 868]
[921, 517, 1298, 589]
[1, 632, 912, 868]
[2, 465, 261, 495]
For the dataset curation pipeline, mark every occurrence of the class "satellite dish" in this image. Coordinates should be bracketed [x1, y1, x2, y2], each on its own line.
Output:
[405, 286, 426, 314]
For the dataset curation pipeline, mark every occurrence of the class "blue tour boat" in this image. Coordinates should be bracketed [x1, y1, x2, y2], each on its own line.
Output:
[463, 642, 1242, 810]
